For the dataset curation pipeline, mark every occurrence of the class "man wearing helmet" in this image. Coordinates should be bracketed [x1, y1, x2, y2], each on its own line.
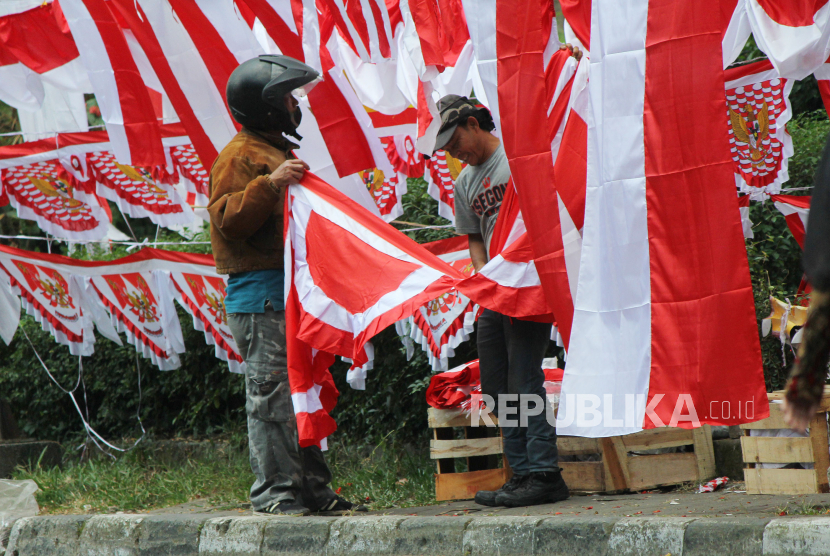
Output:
[208, 55, 363, 516]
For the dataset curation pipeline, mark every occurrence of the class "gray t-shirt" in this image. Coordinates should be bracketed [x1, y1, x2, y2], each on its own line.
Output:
[453, 144, 511, 253]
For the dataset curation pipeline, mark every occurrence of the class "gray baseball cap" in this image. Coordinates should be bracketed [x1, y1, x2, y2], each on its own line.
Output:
[433, 95, 479, 153]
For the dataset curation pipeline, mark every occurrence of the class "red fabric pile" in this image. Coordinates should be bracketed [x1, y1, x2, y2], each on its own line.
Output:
[426, 360, 564, 409]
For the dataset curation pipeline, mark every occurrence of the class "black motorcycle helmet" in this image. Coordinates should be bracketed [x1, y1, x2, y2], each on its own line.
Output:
[226, 55, 320, 139]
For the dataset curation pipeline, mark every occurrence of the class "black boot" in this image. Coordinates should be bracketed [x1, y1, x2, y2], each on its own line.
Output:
[495, 470, 569, 507]
[474, 473, 528, 507]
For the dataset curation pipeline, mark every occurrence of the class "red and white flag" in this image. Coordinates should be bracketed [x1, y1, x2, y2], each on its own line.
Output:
[771, 194, 810, 248]
[285, 171, 465, 446]
[58, 0, 166, 167]
[0, 160, 109, 241]
[725, 59, 794, 196]
[87, 150, 194, 228]
[317, 0, 400, 63]
[546, 0, 768, 436]
[0, 127, 198, 233]
[0, 250, 94, 356]
[288, 172, 463, 367]
[424, 150, 464, 223]
[456, 180, 554, 321]
[90, 267, 184, 371]
[0, 2, 90, 126]
[169, 259, 245, 375]
[745, 0, 830, 80]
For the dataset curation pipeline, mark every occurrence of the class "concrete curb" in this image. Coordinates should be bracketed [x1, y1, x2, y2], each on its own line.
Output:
[6, 514, 830, 555]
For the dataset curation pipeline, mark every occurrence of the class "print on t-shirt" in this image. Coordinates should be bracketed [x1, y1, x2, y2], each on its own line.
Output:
[471, 176, 508, 218]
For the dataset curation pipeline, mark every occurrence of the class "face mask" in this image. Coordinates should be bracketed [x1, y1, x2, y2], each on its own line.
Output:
[290, 106, 302, 129]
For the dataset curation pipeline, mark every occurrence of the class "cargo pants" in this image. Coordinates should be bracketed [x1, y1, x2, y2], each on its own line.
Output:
[228, 302, 337, 511]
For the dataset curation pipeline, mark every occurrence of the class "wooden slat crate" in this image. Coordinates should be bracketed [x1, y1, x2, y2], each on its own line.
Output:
[558, 426, 716, 493]
[740, 389, 830, 495]
[429, 407, 510, 501]
[429, 406, 716, 499]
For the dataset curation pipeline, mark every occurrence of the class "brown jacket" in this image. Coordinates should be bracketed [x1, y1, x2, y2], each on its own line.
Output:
[208, 128, 298, 275]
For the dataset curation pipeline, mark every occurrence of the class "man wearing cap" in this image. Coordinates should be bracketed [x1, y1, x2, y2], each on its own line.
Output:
[434, 88, 569, 508]
[209, 55, 364, 516]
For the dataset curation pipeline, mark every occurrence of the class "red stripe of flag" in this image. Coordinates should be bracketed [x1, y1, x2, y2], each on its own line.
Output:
[79, 0, 165, 167]
[495, 0, 575, 345]
[168, 0, 242, 131]
[110, 0, 219, 168]
[642, 0, 767, 428]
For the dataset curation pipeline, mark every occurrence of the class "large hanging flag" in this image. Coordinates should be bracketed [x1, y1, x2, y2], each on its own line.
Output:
[491, 7, 577, 345]
[555, 0, 767, 436]
[725, 59, 794, 196]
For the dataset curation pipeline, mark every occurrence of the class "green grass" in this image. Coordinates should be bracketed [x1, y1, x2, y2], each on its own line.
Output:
[11, 434, 438, 514]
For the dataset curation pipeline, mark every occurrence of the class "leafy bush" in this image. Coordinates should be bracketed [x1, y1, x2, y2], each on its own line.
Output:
[0, 308, 245, 444]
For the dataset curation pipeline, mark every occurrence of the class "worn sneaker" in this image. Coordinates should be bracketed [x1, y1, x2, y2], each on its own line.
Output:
[316, 495, 368, 514]
[474, 474, 528, 507]
[253, 501, 310, 516]
[495, 471, 569, 508]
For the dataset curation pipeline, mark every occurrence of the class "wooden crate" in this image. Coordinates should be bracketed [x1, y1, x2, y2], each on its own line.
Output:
[740, 390, 830, 495]
[429, 407, 510, 501]
[429, 406, 716, 498]
[558, 426, 716, 493]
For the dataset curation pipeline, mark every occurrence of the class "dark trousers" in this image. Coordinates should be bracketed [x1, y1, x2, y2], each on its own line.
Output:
[228, 304, 336, 511]
[477, 309, 559, 475]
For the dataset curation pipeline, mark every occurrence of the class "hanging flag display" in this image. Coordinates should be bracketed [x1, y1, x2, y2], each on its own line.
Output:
[0, 160, 109, 241]
[0, 0, 801, 446]
[396, 236, 477, 372]
[0, 128, 200, 234]
[725, 59, 794, 196]
[0, 250, 93, 356]
[90, 269, 185, 371]
[0, 246, 244, 373]
[554, 0, 768, 436]
[170, 268, 245, 374]
[425, 150, 464, 223]
[87, 151, 194, 227]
